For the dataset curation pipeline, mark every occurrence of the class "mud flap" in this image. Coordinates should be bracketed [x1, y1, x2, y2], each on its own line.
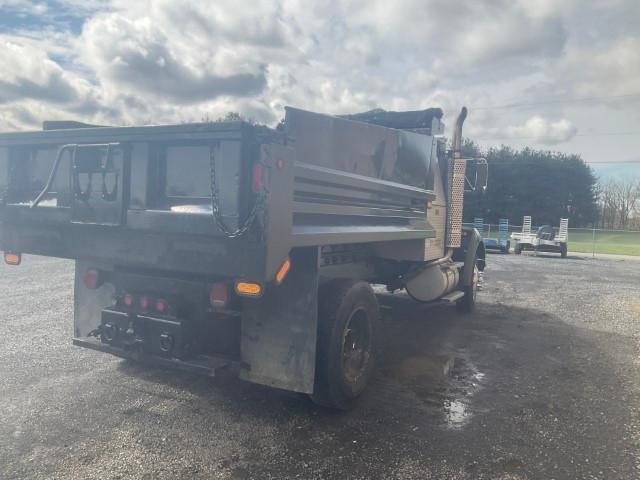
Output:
[240, 247, 319, 393]
[74, 260, 116, 337]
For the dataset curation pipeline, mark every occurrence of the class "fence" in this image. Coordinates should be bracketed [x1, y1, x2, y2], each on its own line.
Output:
[464, 223, 640, 257]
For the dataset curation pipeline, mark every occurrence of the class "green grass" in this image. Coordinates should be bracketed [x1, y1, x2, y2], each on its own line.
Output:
[480, 228, 640, 256]
[566, 230, 640, 256]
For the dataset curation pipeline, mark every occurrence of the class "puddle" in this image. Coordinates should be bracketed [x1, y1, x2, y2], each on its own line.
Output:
[386, 354, 485, 430]
[443, 399, 469, 426]
[397, 355, 455, 381]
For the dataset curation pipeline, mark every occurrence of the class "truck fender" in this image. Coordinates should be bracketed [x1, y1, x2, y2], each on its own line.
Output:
[456, 227, 485, 286]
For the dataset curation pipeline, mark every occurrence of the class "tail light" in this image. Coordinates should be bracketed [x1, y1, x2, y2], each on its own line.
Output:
[4, 252, 21, 266]
[209, 282, 229, 308]
[155, 298, 168, 313]
[83, 268, 101, 289]
[139, 295, 149, 310]
[251, 163, 264, 193]
[120, 293, 169, 314]
[123, 293, 134, 307]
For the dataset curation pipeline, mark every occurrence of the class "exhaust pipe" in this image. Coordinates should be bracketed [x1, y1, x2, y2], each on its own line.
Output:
[451, 106, 467, 158]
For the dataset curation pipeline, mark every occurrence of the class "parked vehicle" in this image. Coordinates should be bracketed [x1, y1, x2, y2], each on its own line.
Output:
[0, 106, 486, 409]
[475, 217, 510, 253]
[512, 216, 569, 257]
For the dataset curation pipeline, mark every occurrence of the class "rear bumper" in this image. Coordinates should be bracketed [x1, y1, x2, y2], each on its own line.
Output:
[73, 337, 243, 377]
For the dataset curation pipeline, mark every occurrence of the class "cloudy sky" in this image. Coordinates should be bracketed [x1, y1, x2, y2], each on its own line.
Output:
[1, 0, 639, 175]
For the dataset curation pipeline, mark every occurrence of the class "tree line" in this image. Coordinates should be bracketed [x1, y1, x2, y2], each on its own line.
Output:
[462, 141, 600, 228]
[597, 179, 640, 230]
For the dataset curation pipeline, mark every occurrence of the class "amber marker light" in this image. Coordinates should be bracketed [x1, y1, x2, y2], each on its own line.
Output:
[275, 257, 291, 285]
[4, 252, 21, 266]
[235, 281, 263, 297]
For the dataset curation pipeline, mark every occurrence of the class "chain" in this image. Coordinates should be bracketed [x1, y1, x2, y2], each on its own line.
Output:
[209, 146, 265, 239]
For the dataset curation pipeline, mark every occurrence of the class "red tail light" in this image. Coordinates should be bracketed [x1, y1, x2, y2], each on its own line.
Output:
[4, 252, 21, 266]
[83, 269, 101, 289]
[123, 294, 134, 307]
[139, 296, 149, 310]
[155, 299, 168, 313]
[251, 163, 264, 193]
[209, 282, 229, 309]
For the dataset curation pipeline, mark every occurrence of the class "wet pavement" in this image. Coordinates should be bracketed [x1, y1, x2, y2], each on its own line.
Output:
[0, 253, 639, 479]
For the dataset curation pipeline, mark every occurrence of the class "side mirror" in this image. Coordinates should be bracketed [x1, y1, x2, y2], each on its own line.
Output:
[475, 159, 488, 192]
[464, 158, 488, 193]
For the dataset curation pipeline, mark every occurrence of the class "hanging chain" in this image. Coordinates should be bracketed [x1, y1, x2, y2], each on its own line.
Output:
[209, 145, 266, 239]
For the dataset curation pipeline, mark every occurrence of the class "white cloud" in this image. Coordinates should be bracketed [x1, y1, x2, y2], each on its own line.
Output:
[68, 0, 573, 122]
[0, 38, 99, 108]
[0, 0, 637, 173]
[79, 14, 267, 103]
[555, 36, 640, 98]
[485, 116, 578, 145]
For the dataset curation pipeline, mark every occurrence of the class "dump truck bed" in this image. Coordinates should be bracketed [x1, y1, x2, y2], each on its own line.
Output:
[0, 107, 440, 282]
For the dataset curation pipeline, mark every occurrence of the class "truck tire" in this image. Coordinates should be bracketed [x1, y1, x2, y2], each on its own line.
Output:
[560, 243, 567, 258]
[457, 265, 479, 313]
[311, 280, 380, 410]
[514, 243, 522, 255]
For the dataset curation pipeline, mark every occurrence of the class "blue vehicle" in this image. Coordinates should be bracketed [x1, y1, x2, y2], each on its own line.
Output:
[477, 218, 510, 253]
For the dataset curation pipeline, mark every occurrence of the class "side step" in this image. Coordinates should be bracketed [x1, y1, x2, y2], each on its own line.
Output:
[441, 290, 465, 303]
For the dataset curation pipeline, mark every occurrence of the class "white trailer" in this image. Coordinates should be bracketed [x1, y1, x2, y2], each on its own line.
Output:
[511, 217, 569, 258]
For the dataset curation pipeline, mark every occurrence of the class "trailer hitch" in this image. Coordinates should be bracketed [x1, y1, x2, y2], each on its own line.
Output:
[88, 320, 143, 348]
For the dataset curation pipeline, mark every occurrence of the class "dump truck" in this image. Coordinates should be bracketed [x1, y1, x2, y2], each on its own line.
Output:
[0, 106, 487, 409]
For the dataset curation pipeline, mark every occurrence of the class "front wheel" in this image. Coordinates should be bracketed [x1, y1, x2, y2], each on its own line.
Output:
[311, 280, 380, 410]
[457, 265, 479, 313]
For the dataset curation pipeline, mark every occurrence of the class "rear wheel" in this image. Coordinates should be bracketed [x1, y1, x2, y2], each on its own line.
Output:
[560, 243, 568, 258]
[311, 280, 380, 410]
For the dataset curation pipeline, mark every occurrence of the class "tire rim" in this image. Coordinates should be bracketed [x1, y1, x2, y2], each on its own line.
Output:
[341, 307, 372, 385]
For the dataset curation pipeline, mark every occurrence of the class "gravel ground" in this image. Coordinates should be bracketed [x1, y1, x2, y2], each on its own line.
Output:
[0, 253, 639, 479]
